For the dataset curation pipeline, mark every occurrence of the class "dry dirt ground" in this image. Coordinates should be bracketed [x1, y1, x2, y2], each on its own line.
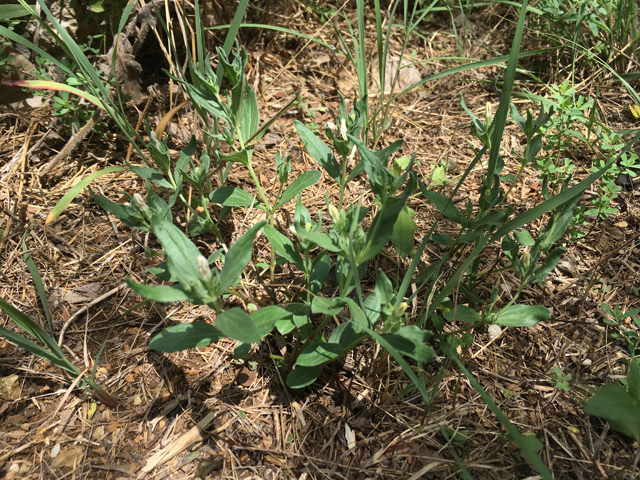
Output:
[1, 2, 640, 479]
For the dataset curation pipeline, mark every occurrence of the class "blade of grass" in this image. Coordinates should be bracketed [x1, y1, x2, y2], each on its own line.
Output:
[486, 0, 528, 178]
[22, 229, 52, 333]
[216, 0, 250, 83]
[451, 354, 553, 479]
[45, 166, 123, 227]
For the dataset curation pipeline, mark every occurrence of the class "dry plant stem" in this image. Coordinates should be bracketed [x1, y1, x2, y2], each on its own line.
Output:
[57, 282, 128, 346]
[126, 96, 151, 164]
[0, 122, 36, 253]
[38, 110, 102, 177]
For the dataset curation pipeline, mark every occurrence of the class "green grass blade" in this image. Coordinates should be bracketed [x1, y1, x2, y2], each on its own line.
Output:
[7, 80, 103, 109]
[0, 297, 67, 361]
[217, 0, 250, 83]
[0, 326, 77, 373]
[22, 229, 52, 333]
[451, 355, 553, 479]
[45, 166, 123, 227]
[486, 0, 528, 177]
[0, 25, 75, 78]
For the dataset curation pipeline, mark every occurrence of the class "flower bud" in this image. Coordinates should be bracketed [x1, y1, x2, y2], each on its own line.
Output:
[485, 102, 492, 127]
[305, 222, 312, 232]
[522, 251, 531, 270]
[133, 193, 149, 216]
[328, 204, 341, 223]
[340, 118, 347, 140]
[396, 302, 408, 317]
[197, 255, 212, 282]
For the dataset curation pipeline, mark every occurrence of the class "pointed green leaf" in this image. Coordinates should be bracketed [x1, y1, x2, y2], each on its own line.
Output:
[495, 304, 551, 327]
[210, 186, 256, 207]
[219, 221, 266, 292]
[46, 166, 123, 226]
[262, 224, 304, 270]
[150, 322, 225, 352]
[443, 305, 482, 324]
[287, 364, 323, 389]
[126, 279, 191, 303]
[391, 207, 417, 258]
[215, 307, 262, 344]
[275, 170, 321, 210]
[295, 121, 340, 180]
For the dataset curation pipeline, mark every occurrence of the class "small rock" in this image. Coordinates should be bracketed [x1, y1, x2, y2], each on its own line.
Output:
[556, 254, 579, 278]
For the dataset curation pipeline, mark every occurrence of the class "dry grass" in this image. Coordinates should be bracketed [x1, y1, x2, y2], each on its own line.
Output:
[1, 1, 639, 479]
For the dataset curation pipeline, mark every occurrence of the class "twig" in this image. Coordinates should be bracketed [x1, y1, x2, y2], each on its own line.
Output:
[57, 282, 128, 346]
[39, 110, 102, 178]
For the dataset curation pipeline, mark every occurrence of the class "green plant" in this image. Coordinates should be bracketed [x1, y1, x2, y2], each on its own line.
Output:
[550, 366, 572, 392]
[531, 0, 639, 74]
[586, 362, 640, 442]
[8, 1, 640, 477]
[0, 231, 117, 408]
[601, 302, 640, 367]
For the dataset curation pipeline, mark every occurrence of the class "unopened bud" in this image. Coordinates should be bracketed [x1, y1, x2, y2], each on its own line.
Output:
[133, 193, 149, 215]
[326, 122, 336, 131]
[396, 302, 408, 317]
[485, 102, 492, 125]
[305, 222, 312, 232]
[197, 255, 212, 282]
[328, 204, 341, 223]
[340, 118, 347, 140]
[522, 251, 531, 270]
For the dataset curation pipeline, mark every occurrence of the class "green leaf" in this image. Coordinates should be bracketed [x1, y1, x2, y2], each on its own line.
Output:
[495, 304, 551, 327]
[362, 177, 416, 262]
[312, 296, 346, 316]
[90, 191, 148, 231]
[381, 326, 436, 363]
[215, 307, 262, 344]
[22, 230, 52, 332]
[126, 280, 191, 303]
[294, 227, 341, 252]
[391, 207, 417, 258]
[251, 306, 288, 338]
[219, 221, 266, 292]
[0, 4, 35, 19]
[129, 166, 173, 189]
[153, 218, 203, 288]
[240, 86, 259, 142]
[531, 247, 566, 283]
[45, 166, 123, 226]
[219, 148, 251, 167]
[514, 230, 535, 246]
[287, 364, 322, 389]
[275, 170, 322, 210]
[150, 322, 225, 352]
[443, 305, 482, 324]
[422, 190, 466, 226]
[295, 120, 341, 180]
[629, 363, 640, 403]
[296, 339, 346, 366]
[450, 354, 553, 479]
[210, 186, 256, 207]
[309, 253, 331, 294]
[262, 224, 304, 270]
[0, 297, 69, 365]
[585, 384, 640, 441]
[0, 326, 70, 371]
[468, 210, 508, 229]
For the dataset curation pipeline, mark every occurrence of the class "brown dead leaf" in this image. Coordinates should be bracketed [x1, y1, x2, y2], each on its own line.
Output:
[0, 374, 20, 400]
[51, 446, 83, 468]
